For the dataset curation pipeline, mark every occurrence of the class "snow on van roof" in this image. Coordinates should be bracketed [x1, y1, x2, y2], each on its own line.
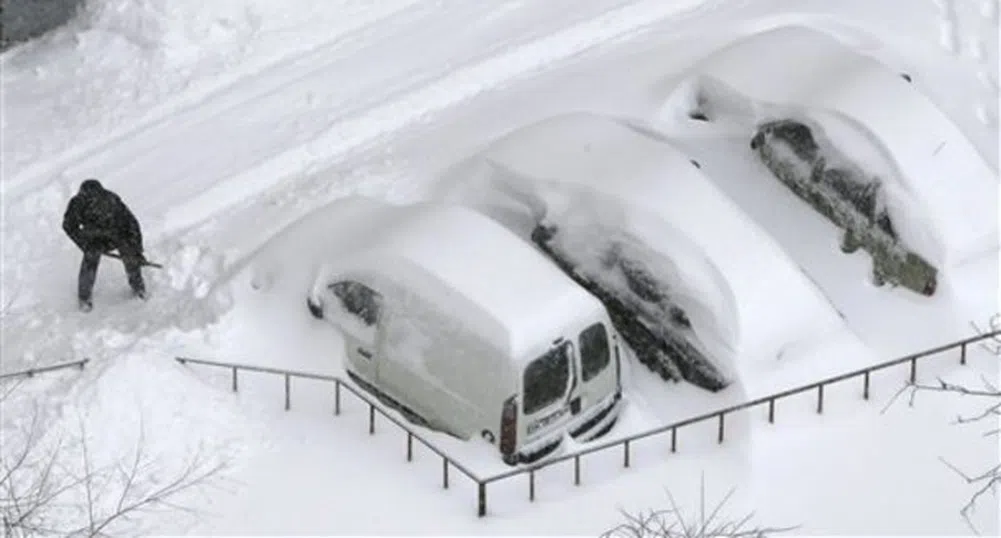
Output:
[686, 25, 999, 267]
[325, 202, 605, 361]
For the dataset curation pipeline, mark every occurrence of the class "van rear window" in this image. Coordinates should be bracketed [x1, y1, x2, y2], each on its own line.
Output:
[523, 342, 571, 416]
[579, 323, 610, 382]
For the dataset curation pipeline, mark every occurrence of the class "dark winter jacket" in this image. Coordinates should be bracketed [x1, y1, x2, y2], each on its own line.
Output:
[62, 179, 143, 254]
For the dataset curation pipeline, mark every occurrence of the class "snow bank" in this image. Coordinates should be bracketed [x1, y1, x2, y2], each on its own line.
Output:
[662, 25, 999, 268]
[80, 0, 261, 64]
[433, 112, 849, 368]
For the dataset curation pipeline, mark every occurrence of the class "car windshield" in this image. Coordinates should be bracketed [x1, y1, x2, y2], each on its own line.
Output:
[523, 342, 572, 416]
[579, 323, 610, 382]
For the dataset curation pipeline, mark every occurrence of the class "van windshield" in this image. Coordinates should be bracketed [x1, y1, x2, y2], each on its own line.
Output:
[579, 323, 610, 382]
[523, 342, 572, 416]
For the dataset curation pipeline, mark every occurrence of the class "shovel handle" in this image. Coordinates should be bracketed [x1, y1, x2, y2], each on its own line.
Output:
[102, 250, 163, 269]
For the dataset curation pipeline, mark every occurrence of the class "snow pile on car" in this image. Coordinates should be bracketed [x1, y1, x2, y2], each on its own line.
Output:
[433, 112, 851, 375]
[661, 24, 999, 268]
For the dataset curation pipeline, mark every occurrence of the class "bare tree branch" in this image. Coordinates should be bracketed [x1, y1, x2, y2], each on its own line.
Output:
[882, 314, 1001, 535]
[2, 384, 229, 537]
[969, 313, 1001, 355]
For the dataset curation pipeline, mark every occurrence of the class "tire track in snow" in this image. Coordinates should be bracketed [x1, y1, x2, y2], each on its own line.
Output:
[934, 0, 999, 130]
[3, 0, 426, 200]
[934, 0, 961, 54]
[162, 0, 715, 234]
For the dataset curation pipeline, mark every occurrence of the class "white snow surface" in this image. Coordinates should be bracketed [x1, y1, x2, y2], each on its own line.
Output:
[1, 0, 998, 535]
[661, 25, 999, 268]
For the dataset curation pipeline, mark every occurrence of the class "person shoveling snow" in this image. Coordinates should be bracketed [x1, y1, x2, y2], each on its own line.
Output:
[62, 178, 158, 312]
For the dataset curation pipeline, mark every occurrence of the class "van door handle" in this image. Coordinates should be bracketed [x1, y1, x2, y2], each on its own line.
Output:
[357, 347, 372, 359]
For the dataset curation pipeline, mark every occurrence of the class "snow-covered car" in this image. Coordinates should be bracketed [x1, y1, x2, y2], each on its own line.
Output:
[749, 118, 938, 295]
[433, 111, 853, 390]
[305, 201, 624, 465]
[529, 221, 727, 391]
[662, 25, 998, 274]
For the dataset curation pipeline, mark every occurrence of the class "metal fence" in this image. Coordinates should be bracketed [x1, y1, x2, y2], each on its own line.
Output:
[173, 356, 488, 514]
[176, 328, 1000, 517]
[0, 359, 89, 381]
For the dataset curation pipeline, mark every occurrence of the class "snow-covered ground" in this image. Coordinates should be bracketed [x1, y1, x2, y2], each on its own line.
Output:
[1, 0, 998, 535]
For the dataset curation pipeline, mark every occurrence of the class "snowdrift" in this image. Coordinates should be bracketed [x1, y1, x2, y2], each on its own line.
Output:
[660, 25, 999, 268]
[432, 112, 851, 371]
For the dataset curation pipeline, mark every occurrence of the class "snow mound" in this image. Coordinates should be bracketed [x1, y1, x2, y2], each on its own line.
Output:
[661, 25, 999, 268]
[433, 112, 849, 367]
[79, 0, 262, 64]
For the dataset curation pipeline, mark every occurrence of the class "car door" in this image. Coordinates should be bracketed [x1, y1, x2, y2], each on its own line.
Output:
[575, 322, 618, 411]
[520, 340, 575, 444]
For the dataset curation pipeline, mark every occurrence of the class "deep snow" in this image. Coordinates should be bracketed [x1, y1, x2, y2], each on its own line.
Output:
[1, 0, 998, 535]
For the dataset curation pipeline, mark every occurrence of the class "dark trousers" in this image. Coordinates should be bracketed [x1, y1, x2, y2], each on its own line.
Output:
[78, 246, 145, 302]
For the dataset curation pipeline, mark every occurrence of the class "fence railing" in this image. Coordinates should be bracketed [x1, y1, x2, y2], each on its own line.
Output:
[0, 359, 89, 381]
[173, 356, 488, 514]
[175, 328, 1000, 517]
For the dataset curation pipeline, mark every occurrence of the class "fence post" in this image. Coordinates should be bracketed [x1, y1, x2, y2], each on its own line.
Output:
[717, 413, 725, 443]
[406, 433, 413, 462]
[671, 427, 677, 453]
[334, 381, 341, 416]
[442, 458, 449, 489]
[478, 483, 487, 517]
[369, 405, 375, 435]
[232, 367, 239, 392]
[960, 342, 967, 365]
[909, 357, 917, 384]
[623, 440, 631, 468]
[284, 373, 291, 411]
[816, 384, 824, 414]
[768, 398, 775, 423]
[574, 455, 581, 486]
[863, 372, 870, 400]
[529, 470, 536, 501]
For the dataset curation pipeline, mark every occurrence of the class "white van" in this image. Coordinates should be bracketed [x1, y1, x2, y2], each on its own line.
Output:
[305, 202, 624, 465]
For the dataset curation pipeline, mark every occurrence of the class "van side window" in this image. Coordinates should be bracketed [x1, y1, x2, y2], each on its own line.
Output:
[579, 323, 610, 382]
[523, 342, 572, 416]
[329, 281, 382, 326]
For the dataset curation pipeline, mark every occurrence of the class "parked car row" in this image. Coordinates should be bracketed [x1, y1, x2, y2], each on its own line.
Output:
[300, 25, 983, 466]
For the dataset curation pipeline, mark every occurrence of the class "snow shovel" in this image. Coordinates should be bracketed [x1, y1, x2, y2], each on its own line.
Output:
[102, 250, 164, 269]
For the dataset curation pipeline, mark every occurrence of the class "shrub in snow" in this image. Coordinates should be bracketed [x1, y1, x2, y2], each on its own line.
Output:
[603, 476, 796, 538]
[750, 118, 939, 296]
